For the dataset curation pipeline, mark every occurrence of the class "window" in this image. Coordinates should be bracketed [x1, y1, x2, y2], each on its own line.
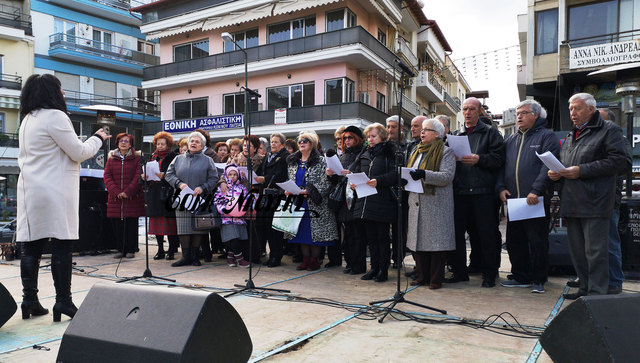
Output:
[94, 79, 116, 98]
[223, 29, 258, 52]
[377, 29, 386, 45]
[92, 29, 113, 51]
[0, 113, 4, 134]
[173, 39, 209, 62]
[326, 9, 356, 32]
[268, 17, 316, 43]
[569, 1, 617, 42]
[138, 41, 155, 55]
[325, 78, 354, 104]
[620, 0, 640, 33]
[535, 9, 558, 55]
[55, 71, 80, 92]
[54, 18, 75, 37]
[223, 92, 259, 114]
[376, 92, 386, 112]
[173, 98, 208, 119]
[267, 83, 315, 110]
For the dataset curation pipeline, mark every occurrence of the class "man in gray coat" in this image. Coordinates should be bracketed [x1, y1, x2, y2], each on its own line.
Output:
[497, 99, 560, 293]
[549, 93, 630, 299]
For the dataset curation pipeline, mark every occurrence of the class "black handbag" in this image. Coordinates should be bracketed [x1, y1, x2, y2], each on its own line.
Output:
[328, 179, 347, 212]
[191, 203, 221, 231]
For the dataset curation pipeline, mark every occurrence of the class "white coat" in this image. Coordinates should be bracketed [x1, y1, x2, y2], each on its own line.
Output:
[17, 109, 103, 242]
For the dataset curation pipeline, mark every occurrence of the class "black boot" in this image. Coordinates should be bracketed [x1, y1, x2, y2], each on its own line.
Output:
[171, 247, 192, 267]
[191, 247, 201, 266]
[374, 269, 388, 282]
[51, 250, 77, 322]
[20, 254, 49, 319]
[361, 269, 379, 280]
[153, 236, 165, 260]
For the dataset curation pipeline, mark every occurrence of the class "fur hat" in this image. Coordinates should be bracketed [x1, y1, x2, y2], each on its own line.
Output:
[343, 125, 364, 140]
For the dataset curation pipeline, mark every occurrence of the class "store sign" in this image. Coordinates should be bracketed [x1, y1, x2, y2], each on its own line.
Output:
[274, 108, 287, 125]
[163, 115, 243, 133]
[569, 40, 640, 69]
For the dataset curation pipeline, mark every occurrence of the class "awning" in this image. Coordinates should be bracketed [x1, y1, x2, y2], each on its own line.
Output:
[0, 96, 19, 109]
[366, 0, 397, 28]
[147, 20, 205, 41]
[202, 4, 273, 32]
[272, 0, 340, 16]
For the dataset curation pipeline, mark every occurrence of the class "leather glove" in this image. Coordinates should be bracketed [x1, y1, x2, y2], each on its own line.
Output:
[306, 183, 323, 205]
[400, 179, 408, 187]
[409, 170, 425, 180]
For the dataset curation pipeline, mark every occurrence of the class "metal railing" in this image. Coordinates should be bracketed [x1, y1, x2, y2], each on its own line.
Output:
[0, 4, 32, 35]
[90, 0, 153, 11]
[144, 102, 389, 135]
[428, 72, 444, 94]
[0, 133, 19, 147]
[144, 26, 398, 80]
[64, 89, 160, 117]
[0, 74, 22, 90]
[49, 33, 159, 67]
[395, 37, 419, 68]
[400, 93, 420, 116]
[444, 92, 460, 112]
[564, 28, 640, 47]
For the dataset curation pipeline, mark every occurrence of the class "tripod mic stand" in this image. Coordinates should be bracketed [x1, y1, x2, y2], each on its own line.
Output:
[118, 101, 175, 284]
[370, 61, 446, 322]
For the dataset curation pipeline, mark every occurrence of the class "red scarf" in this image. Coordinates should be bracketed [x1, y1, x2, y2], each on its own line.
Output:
[151, 149, 169, 163]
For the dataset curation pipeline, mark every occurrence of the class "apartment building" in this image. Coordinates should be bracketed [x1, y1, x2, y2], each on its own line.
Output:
[135, 0, 459, 146]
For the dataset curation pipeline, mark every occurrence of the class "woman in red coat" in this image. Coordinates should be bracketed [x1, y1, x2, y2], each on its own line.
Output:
[104, 133, 145, 258]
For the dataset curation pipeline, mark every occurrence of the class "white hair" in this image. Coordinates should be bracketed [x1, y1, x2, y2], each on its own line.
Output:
[188, 131, 206, 145]
[423, 118, 445, 139]
[516, 99, 542, 116]
[569, 93, 596, 109]
[386, 115, 403, 125]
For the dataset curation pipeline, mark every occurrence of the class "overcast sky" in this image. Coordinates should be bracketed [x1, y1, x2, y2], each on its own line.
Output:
[423, 0, 528, 113]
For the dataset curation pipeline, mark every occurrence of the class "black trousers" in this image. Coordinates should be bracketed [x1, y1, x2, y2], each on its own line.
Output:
[506, 216, 550, 284]
[22, 238, 71, 260]
[345, 220, 366, 272]
[451, 194, 500, 281]
[326, 221, 343, 265]
[363, 220, 391, 271]
[265, 213, 285, 261]
[391, 192, 409, 264]
[111, 217, 138, 254]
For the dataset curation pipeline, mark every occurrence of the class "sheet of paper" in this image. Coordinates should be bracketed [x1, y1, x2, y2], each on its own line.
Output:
[536, 151, 565, 173]
[237, 166, 260, 183]
[447, 135, 473, 158]
[276, 180, 303, 195]
[346, 172, 370, 185]
[325, 154, 344, 174]
[507, 197, 545, 221]
[401, 167, 424, 194]
[214, 163, 227, 170]
[177, 186, 205, 210]
[145, 161, 161, 181]
[355, 183, 377, 198]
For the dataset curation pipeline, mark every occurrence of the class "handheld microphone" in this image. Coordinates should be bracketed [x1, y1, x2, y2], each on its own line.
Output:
[325, 148, 337, 157]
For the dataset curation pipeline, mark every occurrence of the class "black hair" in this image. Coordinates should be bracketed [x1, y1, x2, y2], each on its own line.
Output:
[20, 74, 68, 120]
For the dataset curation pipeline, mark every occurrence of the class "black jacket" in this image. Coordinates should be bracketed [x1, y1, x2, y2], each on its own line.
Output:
[329, 144, 366, 222]
[559, 111, 631, 218]
[453, 119, 505, 195]
[496, 117, 560, 203]
[258, 148, 289, 189]
[351, 142, 398, 223]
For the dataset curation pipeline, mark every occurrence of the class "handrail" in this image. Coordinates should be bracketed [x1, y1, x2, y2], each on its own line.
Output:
[563, 28, 640, 47]
[49, 33, 159, 66]
[63, 89, 160, 116]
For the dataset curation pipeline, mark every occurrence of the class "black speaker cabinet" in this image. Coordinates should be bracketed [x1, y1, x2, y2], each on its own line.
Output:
[548, 230, 573, 267]
[0, 282, 17, 328]
[540, 294, 640, 363]
[57, 283, 252, 363]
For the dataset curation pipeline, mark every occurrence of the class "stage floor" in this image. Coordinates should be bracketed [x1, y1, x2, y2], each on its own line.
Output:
[1, 235, 639, 362]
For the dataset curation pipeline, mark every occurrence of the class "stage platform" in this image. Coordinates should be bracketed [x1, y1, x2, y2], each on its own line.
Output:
[1, 235, 639, 362]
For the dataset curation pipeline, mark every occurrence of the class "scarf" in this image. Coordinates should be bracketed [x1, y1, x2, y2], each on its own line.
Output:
[151, 148, 169, 163]
[114, 148, 132, 160]
[407, 138, 444, 195]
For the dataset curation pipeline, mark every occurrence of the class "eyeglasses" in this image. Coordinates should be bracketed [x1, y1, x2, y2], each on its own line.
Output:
[335, 137, 342, 141]
[118, 139, 130, 143]
[298, 139, 310, 144]
[516, 111, 532, 117]
[343, 136, 354, 140]
[421, 128, 436, 133]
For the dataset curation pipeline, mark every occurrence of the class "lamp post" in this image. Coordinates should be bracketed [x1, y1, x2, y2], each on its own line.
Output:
[221, 32, 249, 138]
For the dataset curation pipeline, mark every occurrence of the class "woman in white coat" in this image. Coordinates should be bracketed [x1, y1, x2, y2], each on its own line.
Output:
[17, 74, 109, 322]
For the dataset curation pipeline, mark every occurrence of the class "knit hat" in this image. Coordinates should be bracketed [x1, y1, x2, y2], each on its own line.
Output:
[343, 125, 364, 140]
[225, 164, 239, 178]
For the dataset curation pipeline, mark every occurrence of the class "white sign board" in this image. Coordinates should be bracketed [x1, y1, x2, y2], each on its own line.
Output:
[569, 40, 640, 69]
[274, 108, 287, 125]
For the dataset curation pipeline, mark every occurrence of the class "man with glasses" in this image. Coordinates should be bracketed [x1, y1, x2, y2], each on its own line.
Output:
[496, 99, 560, 293]
[448, 97, 505, 287]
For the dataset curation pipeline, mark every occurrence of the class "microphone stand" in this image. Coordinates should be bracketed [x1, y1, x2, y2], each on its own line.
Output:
[370, 61, 446, 322]
[118, 100, 175, 284]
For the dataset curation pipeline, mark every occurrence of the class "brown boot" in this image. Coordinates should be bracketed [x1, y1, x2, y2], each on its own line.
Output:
[296, 256, 310, 270]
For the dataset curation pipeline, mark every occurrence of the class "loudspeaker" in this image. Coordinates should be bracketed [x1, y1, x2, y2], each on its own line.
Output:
[548, 230, 573, 267]
[57, 283, 252, 363]
[0, 282, 17, 328]
[540, 294, 640, 363]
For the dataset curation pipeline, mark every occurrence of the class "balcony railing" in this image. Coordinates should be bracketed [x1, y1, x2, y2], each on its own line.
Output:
[92, 0, 153, 11]
[444, 92, 460, 112]
[428, 72, 444, 94]
[0, 4, 32, 35]
[64, 90, 160, 117]
[401, 93, 420, 117]
[395, 37, 419, 69]
[564, 28, 640, 48]
[144, 102, 389, 135]
[49, 33, 159, 67]
[0, 74, 22, 90]
[144, 26, 397, 81]
[0, 133, 19, 147]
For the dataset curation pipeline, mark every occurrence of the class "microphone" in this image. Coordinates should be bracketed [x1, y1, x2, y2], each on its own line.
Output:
[395, 59, 416, 77]
[325, 148, 336, 157]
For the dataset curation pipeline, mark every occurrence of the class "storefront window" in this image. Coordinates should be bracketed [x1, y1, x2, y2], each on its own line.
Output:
[536, 9, 558, 55]
[568, 1, 617, 42]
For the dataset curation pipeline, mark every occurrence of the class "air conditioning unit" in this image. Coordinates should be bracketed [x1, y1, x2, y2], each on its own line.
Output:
[359, 92, 370, 104]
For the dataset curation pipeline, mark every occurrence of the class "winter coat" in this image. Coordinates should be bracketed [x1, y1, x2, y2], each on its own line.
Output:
[215, 180, 248, 225]
[257, 148, 289, 189]
[204, 146, 220, 163]
[165, 150, 219, 196]
[406, 147, 456, 252]
[328, 143, 365, 222]
[453, 119, 505, 195]
[351, 141, 398, 223]
[496, 117, 560, 204]
[17, 109, 103, 242]
[229, 152, 264, 188]
[286, 149, 338, 243]
[145, 150, 177, 217]
[104, 149, 145, 219]
[558, 111, 631, 218]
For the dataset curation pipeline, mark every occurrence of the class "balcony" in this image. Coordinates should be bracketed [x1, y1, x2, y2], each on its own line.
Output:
[49, 33, 159, 75]
[435, 92, 460, 117]
[416, 69, 444, 103]
[395, 37, 419, 70]
[144, 102, 390, 136]
[0, 74, 22, 91]
[143, 26, 399, 89]
[63, 90, 160, 119]
[0, 4, 32, 38]
[388, 93, 420, 121]
[559, 29, 640, 74]
[44, 0, 148, 26]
